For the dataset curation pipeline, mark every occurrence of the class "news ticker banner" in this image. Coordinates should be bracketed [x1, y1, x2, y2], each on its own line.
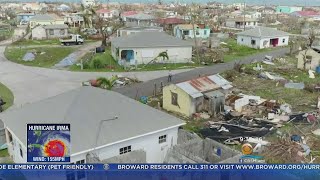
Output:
[0, 164, 319, 180]
[0, 164, 319, 171]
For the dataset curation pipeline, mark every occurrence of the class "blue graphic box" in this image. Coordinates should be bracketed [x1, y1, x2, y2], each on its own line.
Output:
[27, 124, 70, 162]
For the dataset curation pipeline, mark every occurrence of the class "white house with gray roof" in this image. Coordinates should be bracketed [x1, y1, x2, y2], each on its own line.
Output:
[111, 31, 193, 65]
[236, 26, 290, 49]
[0, 87, 185, 164]
[32, 24, 69, 40]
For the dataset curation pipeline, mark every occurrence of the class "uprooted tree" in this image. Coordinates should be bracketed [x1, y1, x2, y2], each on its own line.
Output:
[143, 51, 169, 68]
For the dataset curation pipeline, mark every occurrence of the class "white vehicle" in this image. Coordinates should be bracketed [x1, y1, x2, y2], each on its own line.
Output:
[59, 34, 84, 46]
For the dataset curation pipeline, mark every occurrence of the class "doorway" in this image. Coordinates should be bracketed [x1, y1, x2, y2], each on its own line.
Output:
[270, 38, 279, 47]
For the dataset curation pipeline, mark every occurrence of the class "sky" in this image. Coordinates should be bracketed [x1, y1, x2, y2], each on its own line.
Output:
[3, 0, 320, 6]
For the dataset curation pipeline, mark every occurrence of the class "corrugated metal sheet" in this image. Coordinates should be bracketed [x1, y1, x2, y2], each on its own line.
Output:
[176, 82, 203, 98]
[176, 74, 232, 98]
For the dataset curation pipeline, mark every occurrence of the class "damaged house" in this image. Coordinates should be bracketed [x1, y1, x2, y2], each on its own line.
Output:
[297, 47, 320, 70]
[162, 74, 233, 117]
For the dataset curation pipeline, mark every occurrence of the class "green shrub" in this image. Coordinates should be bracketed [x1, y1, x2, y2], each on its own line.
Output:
[91, 58, 105, 69]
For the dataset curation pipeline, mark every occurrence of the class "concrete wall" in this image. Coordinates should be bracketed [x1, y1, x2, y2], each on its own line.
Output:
[71, 127, 180, 163]
[125, 19, 155, 27]
[226, 20, 258, 29]
[112, 46, 193, 65]
[237, 35, 261, 49]
[32, 26, 46, 40]
[297, 49, 320, 70]
[117, 28, 163, 37]
[30, 20, 65, 29]
[165, 130, 242, 163]
[46, 29, 68, 39]
[88, 150, 147, 163]
[163, 84, 193, 117]
[5, 128, 27, 163]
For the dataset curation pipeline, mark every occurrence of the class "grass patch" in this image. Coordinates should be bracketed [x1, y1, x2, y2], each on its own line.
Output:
[70, 50, 124, 72]
[12, 39, 61, 46]
[137, 63, 197, 71]
[222, 39, 272, 62]
[0, 82, 14, 110]
[0, 149, 9, 157]
[4, 46, 75, 68]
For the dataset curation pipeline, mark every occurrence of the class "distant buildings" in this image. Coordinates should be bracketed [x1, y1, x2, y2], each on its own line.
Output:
[117, 26, 163, 37]
[173, 24, 211, 40]
[16, 13, 35, 25]
[111, 31, 193, 65]
[236, 27, 290, 49]
[225, 17, 259, 29]
[276, 6, 303, 14]
[96, 9, 119, 19]
[29, 14, 64, 29]
[125, 13, 156, 27]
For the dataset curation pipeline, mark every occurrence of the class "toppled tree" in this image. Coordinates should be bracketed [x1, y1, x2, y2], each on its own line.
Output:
[143, 51, 169, 68]
[96, 76, 118, 90]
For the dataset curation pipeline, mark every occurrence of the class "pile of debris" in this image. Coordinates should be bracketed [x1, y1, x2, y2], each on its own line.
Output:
[263, 136, 312, 163]
[82, 75, 141, 88]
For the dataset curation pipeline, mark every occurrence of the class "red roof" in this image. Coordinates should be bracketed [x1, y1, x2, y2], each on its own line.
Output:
[96, 9, 111, 13]
[295, 11, 320, 17]
[122, 11, 138, 17]
[156, 17, 185, 25]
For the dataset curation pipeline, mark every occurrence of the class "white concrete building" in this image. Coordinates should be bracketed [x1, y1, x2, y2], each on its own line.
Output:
[0, 87, 185, 164]
[225, 17, 259, 29]
[111, 31, 193, 65]
[236, 27, 290, 49]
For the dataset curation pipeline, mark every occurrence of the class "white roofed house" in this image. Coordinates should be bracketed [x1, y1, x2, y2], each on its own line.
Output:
[32, 24, 69, 40]
[236, 27, 290, 49]
[111, 31, 193, 66]
[29, 14, 65, 29]
[0, 87, 185, 164]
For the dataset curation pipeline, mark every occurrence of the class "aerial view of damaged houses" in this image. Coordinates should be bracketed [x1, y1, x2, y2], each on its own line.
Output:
[0, 0, 319, 164]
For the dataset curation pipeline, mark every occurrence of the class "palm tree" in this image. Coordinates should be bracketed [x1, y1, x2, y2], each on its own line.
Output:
[157, 51, 169, 61]
[96, 76, 118, 90]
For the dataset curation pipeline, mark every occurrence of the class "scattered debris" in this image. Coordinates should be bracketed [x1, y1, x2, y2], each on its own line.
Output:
[258, 72, 285, 81]
[280, 103, 292, 114]
[284, 82, 305, 90]
[291, 135, 301, 142]
[306, 114, 317, 123]
[54, 53, 78, 68]
[253, 64, 264, 71]
[22, 52, 35, 61]
[262, 61, 275, 65]
[309, 70, 316, 79]
[312, 129, 320, 136]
